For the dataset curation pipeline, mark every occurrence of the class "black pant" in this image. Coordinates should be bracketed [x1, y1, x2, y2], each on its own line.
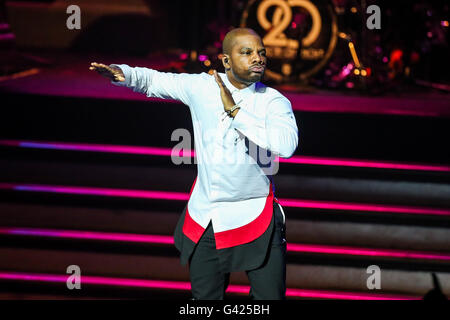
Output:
[188, 203, 287, 300]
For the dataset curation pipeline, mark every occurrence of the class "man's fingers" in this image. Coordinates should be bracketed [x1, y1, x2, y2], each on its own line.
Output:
[90, 62, 105, 67]
[90, 62, 101, 69]
[89, 62, 111, 72]
[90, 62, 124, 81]
[213, 70, 225, 89]
[213, 70, 220, 83]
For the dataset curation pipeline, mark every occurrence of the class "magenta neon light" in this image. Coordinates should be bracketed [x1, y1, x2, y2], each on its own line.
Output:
[1, 139, 448, 172]
[0, 182, 449, 217]
[0, 183, 189, 201]
[0, 140, 193, 157]
[286, 243, 450, 261]
[1, 227, 449, 262]
[0, 271, 420, 300]
[0, 227, 174, 245]
[278, 198, 450, 216]
[278, 155, 450, 172]
[0, 271, 191, 291]
[284, 287, 420, 300]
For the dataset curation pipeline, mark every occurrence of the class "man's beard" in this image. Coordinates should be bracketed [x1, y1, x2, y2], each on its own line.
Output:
[242, 69, 264, 83]
[248, 70, 264, 82]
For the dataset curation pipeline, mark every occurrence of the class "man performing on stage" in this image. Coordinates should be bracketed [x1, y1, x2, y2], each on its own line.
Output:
[89, 28, 299, 300]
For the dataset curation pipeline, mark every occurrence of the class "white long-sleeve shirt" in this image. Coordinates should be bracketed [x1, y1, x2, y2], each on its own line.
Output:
[112, 65, 298, 249]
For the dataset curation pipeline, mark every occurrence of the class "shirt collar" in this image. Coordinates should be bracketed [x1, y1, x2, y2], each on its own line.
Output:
[220, 73, 257, 95]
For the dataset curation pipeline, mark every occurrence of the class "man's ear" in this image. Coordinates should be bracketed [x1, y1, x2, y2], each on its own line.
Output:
[222, 55, 231, 71]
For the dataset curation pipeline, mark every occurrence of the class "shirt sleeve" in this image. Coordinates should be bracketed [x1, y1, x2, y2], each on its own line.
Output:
[231, 96, 299, 158]
[109, 64, 195, 106]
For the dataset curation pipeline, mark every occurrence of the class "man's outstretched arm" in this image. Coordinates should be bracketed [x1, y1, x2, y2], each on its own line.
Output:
[89, 62, 196, 106]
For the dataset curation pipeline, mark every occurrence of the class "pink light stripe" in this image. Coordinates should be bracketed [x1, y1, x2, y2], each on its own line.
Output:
[278, 155, 450, 172]
[278, 198, 450, 216]
[0, 182, 449, 216]
[284, 288, 420, 300]
[0, 271, 420, 300]
[0, 140, 194, 157]
[1, 139, 448, 172]
[0, 183, 189, 201]
[286, 243, 450, 261]
[0, 227, 174, 245]
[0, 227, 449, 262]
[0, 272, 190, 291]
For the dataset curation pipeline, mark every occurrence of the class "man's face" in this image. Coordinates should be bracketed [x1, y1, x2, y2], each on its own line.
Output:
[227, 33, 267, 86]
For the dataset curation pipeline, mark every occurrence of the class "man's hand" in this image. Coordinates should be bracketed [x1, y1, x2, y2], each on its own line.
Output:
[213, 70, 239, 117]
[89, 62, 125, 82]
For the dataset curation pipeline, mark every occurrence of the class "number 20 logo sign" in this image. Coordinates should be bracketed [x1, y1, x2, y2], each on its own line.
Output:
[241, 0, 338, 82]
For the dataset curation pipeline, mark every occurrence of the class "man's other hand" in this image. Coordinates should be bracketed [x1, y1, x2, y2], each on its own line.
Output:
[89, 62, 125, 82]
[213, 70, 236, 113]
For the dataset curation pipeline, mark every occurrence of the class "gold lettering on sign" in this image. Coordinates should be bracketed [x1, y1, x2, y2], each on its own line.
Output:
[257, 0, 322, 59]
[301, 48, 325, 60]
[241, 0, 339, 81]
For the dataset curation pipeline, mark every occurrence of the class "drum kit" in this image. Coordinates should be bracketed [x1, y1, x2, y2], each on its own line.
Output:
[177, 0, 448, 93]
